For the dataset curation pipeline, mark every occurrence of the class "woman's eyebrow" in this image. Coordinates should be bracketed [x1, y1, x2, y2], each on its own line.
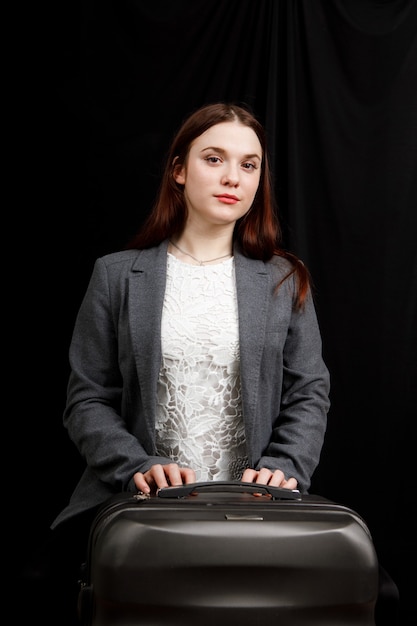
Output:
[200, 146, 261, 161]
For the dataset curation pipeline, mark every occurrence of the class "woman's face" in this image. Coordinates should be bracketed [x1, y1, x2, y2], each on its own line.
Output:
[174, 120, 262, 230]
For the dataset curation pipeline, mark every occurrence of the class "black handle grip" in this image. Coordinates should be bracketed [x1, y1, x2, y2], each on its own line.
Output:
[157, 481, 301, 500]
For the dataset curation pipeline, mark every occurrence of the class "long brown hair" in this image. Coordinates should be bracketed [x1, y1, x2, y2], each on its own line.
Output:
[127, 102, 310, 309]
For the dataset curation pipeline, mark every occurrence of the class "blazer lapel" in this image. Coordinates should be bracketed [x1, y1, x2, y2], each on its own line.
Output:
[234, 251, 270, 453]
[128, 243, 169, 429]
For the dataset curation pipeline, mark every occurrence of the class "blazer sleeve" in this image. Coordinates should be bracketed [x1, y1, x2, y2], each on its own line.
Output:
[256, 285, 330, 492]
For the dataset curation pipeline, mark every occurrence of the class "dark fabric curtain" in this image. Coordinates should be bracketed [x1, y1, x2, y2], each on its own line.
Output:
[22, 1, 416, 621]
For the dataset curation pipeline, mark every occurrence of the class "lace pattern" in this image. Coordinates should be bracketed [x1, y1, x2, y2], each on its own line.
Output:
[155, 254, 248, 480]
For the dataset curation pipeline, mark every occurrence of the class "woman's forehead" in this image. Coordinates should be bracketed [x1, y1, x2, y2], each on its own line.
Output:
[191, 121, 262, 157]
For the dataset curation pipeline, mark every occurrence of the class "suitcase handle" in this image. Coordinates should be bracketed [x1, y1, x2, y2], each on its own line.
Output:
[157, 481, 301, 500]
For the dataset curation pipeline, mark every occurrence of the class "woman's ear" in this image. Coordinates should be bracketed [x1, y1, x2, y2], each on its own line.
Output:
[172, 157, 186, 185]
[173, 168, 185, 185]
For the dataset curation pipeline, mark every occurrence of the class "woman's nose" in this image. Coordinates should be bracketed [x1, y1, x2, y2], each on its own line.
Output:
[221, 167, 239, 186]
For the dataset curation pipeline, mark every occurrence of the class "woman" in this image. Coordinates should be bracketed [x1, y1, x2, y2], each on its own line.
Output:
[56, 102, 330, 518]
[26, 103, 331, 624]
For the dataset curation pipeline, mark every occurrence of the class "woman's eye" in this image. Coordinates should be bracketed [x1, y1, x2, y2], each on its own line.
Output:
[205, 156, 221, 164]
[242, 162, 257, 170]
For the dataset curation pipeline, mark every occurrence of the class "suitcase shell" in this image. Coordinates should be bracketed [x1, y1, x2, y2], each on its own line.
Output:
[78, 482, 378, 626]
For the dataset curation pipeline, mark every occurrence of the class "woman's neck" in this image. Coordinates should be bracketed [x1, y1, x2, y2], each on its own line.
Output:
[169, 234, 233, 266]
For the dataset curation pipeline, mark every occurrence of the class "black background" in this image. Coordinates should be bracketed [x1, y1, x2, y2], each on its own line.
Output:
[17, 1, 416, 623]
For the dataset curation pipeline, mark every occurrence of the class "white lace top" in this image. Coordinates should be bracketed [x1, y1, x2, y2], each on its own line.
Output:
[155, 253, 249, 481]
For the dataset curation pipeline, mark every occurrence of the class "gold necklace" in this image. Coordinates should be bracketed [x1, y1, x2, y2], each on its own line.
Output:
[169, 240, 232, 266]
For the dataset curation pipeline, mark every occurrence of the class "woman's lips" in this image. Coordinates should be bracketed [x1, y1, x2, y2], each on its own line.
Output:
[215, 194, 239, 204]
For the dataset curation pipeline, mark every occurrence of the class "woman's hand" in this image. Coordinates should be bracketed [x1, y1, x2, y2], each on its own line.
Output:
[133, 463, 196, 495]
[241, 467, 298, 490]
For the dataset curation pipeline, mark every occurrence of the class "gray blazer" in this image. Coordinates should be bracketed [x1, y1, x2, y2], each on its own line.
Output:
[52, 240, 330, 528]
